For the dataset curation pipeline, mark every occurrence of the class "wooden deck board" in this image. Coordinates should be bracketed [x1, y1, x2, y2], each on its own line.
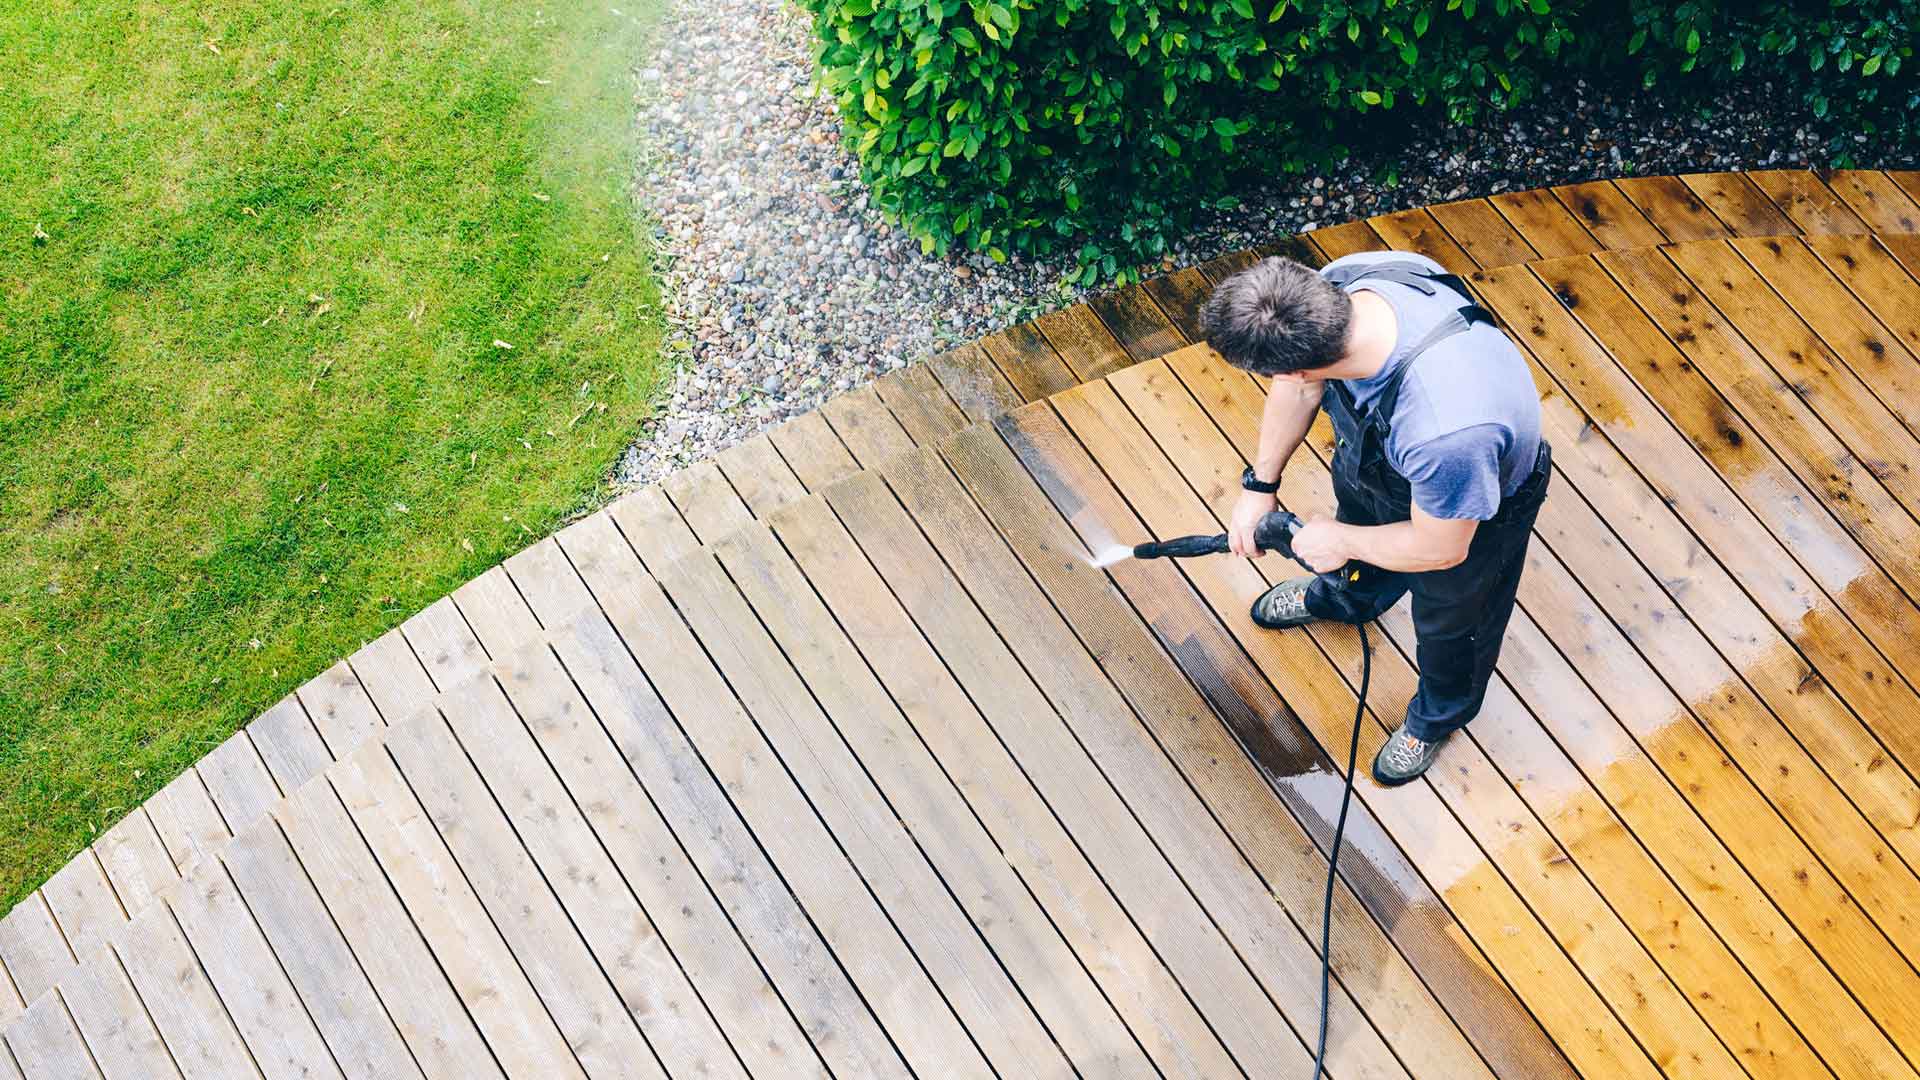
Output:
[1664, 241, 1920, 501]
[293, 661, 385, 760]
[39, 859, 119, 976]
[1679, 172, 1797, 236]
[191, 733, 279, 839]
[272, 776, 503, 1079]
[714, 432, 806, 518]
[1553, 180, 1667, 249]
[89, 814, 172, 921]
[110, 904, 256, 1080]
[712, 520, 1074, 1075]
[662, 458, 752, 545]
[26, 175, 1920, 1078]
[1488, 188, 1601, 259]
[60, 951, 179, 1079]
[819, 381, 915, 467]
[1592, 248, 1920, 606]
[142, 771, 227, 881]
[766, 406, 862, 487]
[450, 563, 543, 655]
[977, 321, 1077, 402]
[166, 856, 343, 1080]
[244, 696, 331, 794]
[1088, 283, 1188, 362]
[871, 363, 968, 446]
[487, 637, 823, 1078]
[543, 595, 900, 1078]
[924, 344, 1022, 423]
[1616, 175, 1732, 241]
[1733, 236, 1920, 439]
[346, 626, 438, 721]
[1426, 199, 1538, 268]
[500, 536, 598, 635]
[1748, 169, 1869, 234]
[1033, 303, 1133, 383]
[664, 548, 1007, 1076]
[0, 897, 75, 1006]
[1805, 234, 1920, 362]
[605, 483, 700, 574]
[433, 675, 737, 1079]
[327, 742, 586, 1078]
[384, 709, 665, 1078]
[398, 596, 489, 694]
[1820, 170, 1920, 232]
[6, 992, 100, 1080]
[1139, 266, 1212, 342]
[219, 819, 422, 1078]
[625, 555, 949, 1075]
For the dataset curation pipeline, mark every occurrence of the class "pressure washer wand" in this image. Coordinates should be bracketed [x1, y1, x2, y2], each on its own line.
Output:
[1131, 509, 1374, 588]
[1130, 509, 1312, 568]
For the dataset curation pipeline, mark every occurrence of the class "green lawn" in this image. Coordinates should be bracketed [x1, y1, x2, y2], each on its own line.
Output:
[0, 0, 666, 909]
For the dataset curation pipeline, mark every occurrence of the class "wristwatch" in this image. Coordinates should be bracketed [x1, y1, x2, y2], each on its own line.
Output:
[1240, 465, 1280, 495]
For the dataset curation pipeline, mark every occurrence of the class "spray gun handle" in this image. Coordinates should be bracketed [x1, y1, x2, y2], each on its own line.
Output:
[1254, 510, 1371, 588]
[1251, 511, 1315, 574]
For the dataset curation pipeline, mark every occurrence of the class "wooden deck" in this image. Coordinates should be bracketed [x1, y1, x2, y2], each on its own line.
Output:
[6, 168, 1920, 1078]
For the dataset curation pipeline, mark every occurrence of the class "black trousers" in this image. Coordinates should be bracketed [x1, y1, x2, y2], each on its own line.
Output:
[1303, 446, 1552, 741]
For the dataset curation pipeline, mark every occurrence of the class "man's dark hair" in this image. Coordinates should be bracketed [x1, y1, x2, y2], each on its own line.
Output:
[1199, 256, 1352, 375]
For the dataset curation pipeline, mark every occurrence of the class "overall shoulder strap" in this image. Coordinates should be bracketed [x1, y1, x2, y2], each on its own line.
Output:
[1370, 304, 1498, 422]
[1323, 257, 1500, 425]
[1321, 258, 1470, 299]
[1321, 258, 1495, 322]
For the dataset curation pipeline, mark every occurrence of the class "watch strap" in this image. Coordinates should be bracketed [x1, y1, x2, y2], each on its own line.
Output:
[1240, 466, 1280, 495]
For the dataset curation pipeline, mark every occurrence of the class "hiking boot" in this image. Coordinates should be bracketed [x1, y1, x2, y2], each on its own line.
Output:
[1250, 576, 1317, 629]
[1372, 728, 1447, 786]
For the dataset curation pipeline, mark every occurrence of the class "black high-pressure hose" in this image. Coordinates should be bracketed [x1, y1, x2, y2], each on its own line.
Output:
[1132, 512, 1376, 1078]
[1312, 619, 1370, 1078]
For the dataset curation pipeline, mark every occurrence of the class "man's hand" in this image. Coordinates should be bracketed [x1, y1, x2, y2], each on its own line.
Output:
[1228, 489, 1278, 557]
[1289, 516, 1351, 573]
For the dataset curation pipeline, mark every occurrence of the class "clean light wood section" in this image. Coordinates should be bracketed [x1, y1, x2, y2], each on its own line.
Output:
[8, 169, 1920, 1078]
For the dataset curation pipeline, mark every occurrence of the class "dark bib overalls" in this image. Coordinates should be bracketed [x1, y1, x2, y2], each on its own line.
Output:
[1305, 261, 1554, 741]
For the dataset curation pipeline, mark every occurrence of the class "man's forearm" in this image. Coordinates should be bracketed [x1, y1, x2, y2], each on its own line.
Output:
[1253, 379, 1321, 482]
[1329, 519, 1473, 573]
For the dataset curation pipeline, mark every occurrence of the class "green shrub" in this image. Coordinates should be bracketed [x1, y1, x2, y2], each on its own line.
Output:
[803, 0, 1573, 282]
[1615, 1, 1915, 142]
[801, 0, 1915, 281]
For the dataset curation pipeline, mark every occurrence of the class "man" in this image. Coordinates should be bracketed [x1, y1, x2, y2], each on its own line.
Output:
[1200, 251, 1550, 785]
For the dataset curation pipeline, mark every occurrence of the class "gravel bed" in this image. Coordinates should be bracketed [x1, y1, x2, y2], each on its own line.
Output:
[617, 0, 1916, 487]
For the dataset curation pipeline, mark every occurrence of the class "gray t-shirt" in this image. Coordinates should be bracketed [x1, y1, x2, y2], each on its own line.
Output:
[1321, 251, 1542, 521]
